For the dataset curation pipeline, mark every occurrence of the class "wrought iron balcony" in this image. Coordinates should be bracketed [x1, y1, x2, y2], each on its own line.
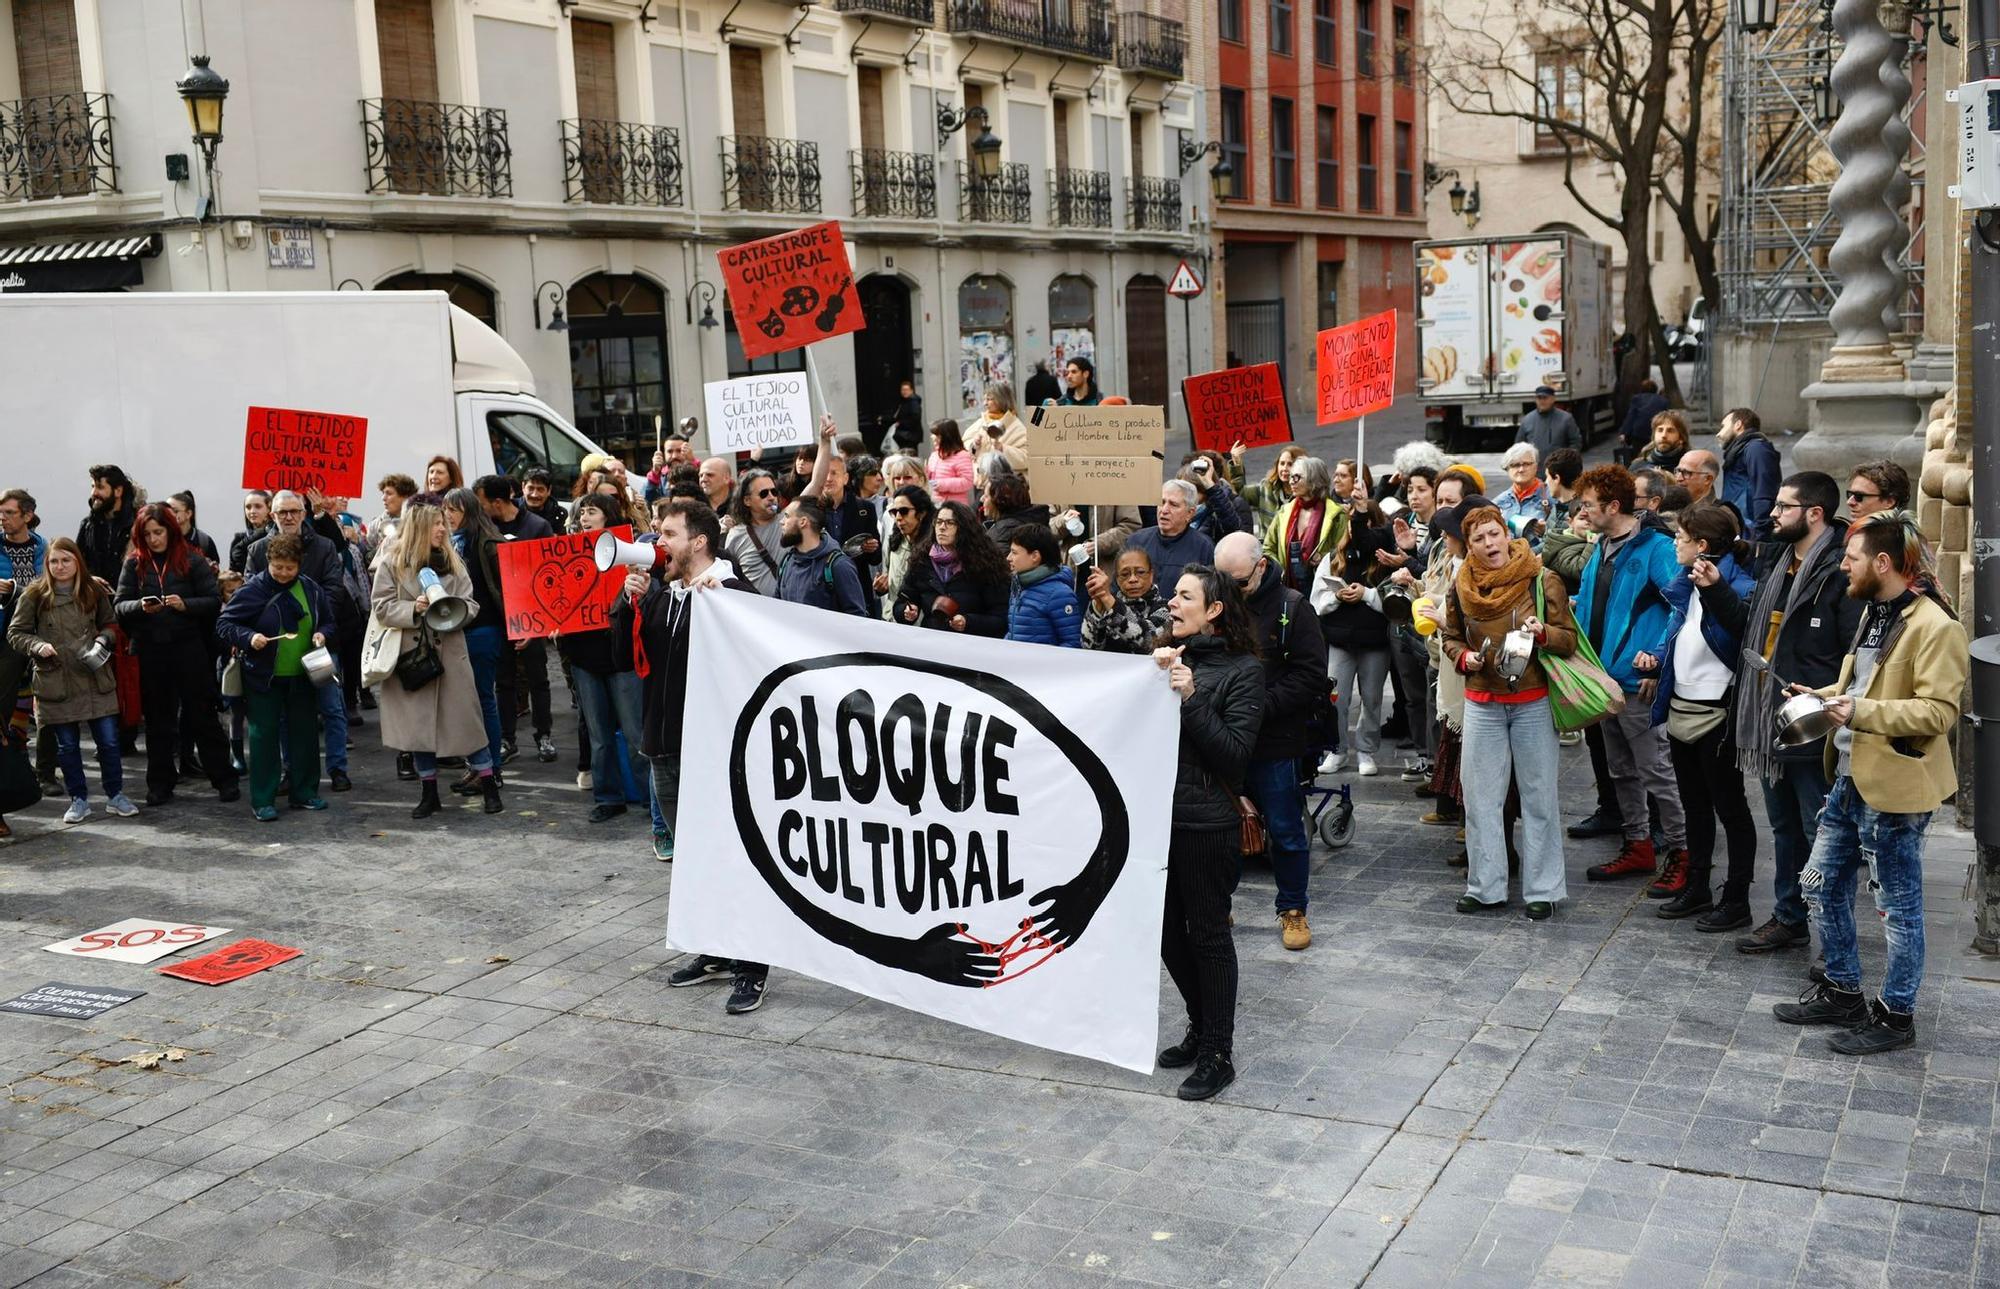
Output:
[832, 0, 935, 22]
[957, 160, 1031, 224]
[1115, 12, 1184, 78]
[946, 0, 1113, 60]
[851, 149, 937, 218]
[561, 119, 683, 206]
[721, 134, 822, 213]
[362, 98, 511, 198]
[1049, 168, 1110, 228]
[1127, 175, 1182, 231]
[0, 93, 116, 202]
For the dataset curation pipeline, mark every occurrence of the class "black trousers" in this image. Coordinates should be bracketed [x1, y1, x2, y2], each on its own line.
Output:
[1585, 722, 1617, 815]
[138, 636, 236, 797]
[1160, 825, 1241, 1057]
[495, 640, 552, 742]
[1669, 720, 1758, 906]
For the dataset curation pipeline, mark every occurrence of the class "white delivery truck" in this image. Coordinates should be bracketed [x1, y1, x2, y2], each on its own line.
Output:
[0, 291, 605, 536]
[1412, 232, 1615, 452]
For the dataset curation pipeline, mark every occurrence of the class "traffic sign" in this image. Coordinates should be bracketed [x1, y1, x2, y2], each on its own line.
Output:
[1166, 260, 1204, 298]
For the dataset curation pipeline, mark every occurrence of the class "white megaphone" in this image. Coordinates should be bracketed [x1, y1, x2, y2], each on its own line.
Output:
[416, 567, 473, 632]
[594, 530, 667, 574]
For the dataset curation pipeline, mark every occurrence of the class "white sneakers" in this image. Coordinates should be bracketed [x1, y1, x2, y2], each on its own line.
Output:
[62, 798, 89, 824]
[1317, 751, 1346, 775]
[106, 794, 138, 817]
[1357, 755, 1379, 777]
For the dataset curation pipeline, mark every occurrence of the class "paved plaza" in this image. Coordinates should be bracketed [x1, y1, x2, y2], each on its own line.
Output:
[1, 708, 1996, 1289]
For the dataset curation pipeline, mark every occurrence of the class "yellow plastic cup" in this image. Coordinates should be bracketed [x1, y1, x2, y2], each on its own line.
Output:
[1411, 596, 1439, 636]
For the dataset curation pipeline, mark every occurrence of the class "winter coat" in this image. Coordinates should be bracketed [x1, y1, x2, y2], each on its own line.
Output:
[1244, 570, 1328, 761]
[879, 537, 919, 622]
[1172, 635, 1266, 831]
[928, 449, 978, 507]
[1495, 484, 1554, 532]
[247, 528, 352, 630]
[183, 527, 220, 568]
[1192, 479, 1251, 542]
[1237, 475, 1291, 537]
[895, 554, 1009, 638]
[1573, 522, 1680, 694]
[114, 554, 221, 649]
[615, 565, 759, 759]
[214, 572, 335, 695]
[0, 530, 48, 635]
[1648, 552, 1756, 724]
[1721, 430, 1783, 540]
[1006, 566, 1082, 647]
[1815, 592, 1967, 814]
[1310, 526, 1395, 652]
[1082, 586, 1168, 654]
[1262, 497, 1348, 584]
[1439, 568, 1581, 701]
[367, 557, 488, 757]
[76, 507, 135, 584]
[967, 413, 1031, 476]
[724, 519, 784, 596]
[229, 524, 272, 574]
[778, 540, 868, 616]
[1619, 391, 1671, 448]
[6, 584, 118, 724]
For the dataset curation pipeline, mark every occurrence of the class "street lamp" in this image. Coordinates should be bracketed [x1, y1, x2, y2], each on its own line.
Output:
[1208, 154, 1235, 202]
[687, 280, 720, 329]
[534, 280, 569, 332]
[1813, 71, 1838, 124]
[938, 102, 1003, 180]
[1736, 0, 1779, 32]
[1460, 181, 1482, 228]
[175, 54, 228, 220]
[1447, 178, 1467, 214]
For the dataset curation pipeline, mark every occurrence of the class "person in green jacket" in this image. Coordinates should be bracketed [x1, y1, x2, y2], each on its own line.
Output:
[1262, 456, 1348, 593]
[1232, 442, 1304, 537]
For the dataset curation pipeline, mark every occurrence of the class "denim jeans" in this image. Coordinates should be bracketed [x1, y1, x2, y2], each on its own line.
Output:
[52, 715, 122, 801]
[1761, 757, 1830, 929]
[648, 752, 682, 841]
[1329, 645, 1391, 758]
[1242, 756, 1310, 913]
[464, 626, 505, 768]
[1801, 776, 1931, 1014]
[572, 666, 646, 806]
[1461, 697, 1566, 904]
[315, 671, 348, 772]
[413, 747, 493, 778]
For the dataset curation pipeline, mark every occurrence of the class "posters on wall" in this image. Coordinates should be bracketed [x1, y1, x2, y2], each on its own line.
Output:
[1048, 327, 1095, 378]
[496, 527, 634, 641]
[703, 374, 814, 455]
[671, 591, 1179, 1072]
[958, 330, 1014, 415]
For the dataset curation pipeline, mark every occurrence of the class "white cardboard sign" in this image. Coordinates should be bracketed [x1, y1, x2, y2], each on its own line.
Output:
[703, 374, 814, 455]
[43, 919, 232, 964]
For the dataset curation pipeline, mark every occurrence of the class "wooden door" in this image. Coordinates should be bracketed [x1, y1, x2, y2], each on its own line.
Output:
[730, 45, 769, 209]
[858, 66, 886, 154]
[11, 0, 84, 196]
[572, 18, 620, 201]
[1125, 276, 1169, 407]
[1053, 98, 1071, 173]
[13, 0, 80, 99]
[1129, 113, 1144, 178]
[376, 0, 442, 192]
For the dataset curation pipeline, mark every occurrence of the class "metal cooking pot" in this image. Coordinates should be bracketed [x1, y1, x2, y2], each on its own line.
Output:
[1496, 627, 1537, 683]
[77, 639, 112, 671]
[1775, 691, 1835, 747]
[301, 645, 338, 689]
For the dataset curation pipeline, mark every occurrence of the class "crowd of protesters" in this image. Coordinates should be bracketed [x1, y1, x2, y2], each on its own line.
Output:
[0, 391, 1967, 1095]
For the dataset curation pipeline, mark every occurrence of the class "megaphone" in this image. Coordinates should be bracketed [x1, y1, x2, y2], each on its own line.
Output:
[594, 530, 667, 574]
[424, 595, 473, 632]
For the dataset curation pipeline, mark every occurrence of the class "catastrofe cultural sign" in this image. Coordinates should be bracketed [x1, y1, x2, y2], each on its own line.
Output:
[717, 220, 864, 360]
[497, 526, 634, 642]
[1315, 309, 1398, 424]
[673, 591, 1179, 1072]
[157, 939, 301, 986]
[1025, 404, 1168, 509]
[704, 374, 814, 454]
[1182, 363, 1292, 453]
[242, 406, 366, 497]
[0, 983, 145, 1020]
[43, 919, 231, 964]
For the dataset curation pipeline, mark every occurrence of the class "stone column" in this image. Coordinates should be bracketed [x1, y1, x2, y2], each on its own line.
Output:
[1879, 16, 1913, 339]
[1819, 0, 1906, 380]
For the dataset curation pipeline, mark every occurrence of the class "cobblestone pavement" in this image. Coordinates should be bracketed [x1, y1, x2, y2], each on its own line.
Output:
[1, 705, 1995, 1289]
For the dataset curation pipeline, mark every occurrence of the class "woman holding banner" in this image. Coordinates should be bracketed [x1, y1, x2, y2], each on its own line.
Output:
[370, 503, 499, 818]
[1153, 564, 1265, 1101]
[441, 488, 508, 789]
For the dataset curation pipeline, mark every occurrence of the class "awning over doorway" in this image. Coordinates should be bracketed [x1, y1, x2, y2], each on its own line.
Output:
[0, 234, 160, 292]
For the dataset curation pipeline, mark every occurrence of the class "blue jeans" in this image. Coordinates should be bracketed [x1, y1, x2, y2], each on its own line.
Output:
[1461, 697, 1566, 904]
[1801, 776, 1931, 1014]
[571, 666, 646, 806]
[52, 715, 122, 800]
[413, 747, 493, 778]
[1243, 756, 1310, 913]
[1761, 757, 1829, 929]
[464, 626, 505, 768]
[315, 673, 348, 772]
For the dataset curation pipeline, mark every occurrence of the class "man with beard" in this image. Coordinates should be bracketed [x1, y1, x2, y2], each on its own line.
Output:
[776, 495, 867, 616]
[723, 469, 786, 594]
[1716, 407, 1781, 539]
[79, 464, 138, 585]
[1704, 472, 1863, 955]
[231, 491, 275, 574]
[612, 500, 767, 1010]
[1769, 513, 1965, 1054]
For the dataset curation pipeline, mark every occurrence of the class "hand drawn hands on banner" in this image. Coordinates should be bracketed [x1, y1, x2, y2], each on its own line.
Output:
[903, 921, 1003, 986]
[1026, 867, 1116, 955]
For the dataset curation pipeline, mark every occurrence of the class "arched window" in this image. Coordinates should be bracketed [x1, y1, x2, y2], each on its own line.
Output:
[377, 271, 498, 328]
[1047, 274, 1095, 382]
[566, 274, 668, 463]
[957, 274, 1013, 413]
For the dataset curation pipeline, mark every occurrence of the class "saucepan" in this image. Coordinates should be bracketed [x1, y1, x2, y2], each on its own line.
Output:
[1497, 627, 1537, 683]
[301, 645, 338, 689]
[1775, 691, 1836, 747]
[77, 639, 113, 671]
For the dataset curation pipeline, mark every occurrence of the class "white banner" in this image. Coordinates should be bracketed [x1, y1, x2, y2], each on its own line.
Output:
[672, 591, 1179, 1072]
[703, 374, 814, 455]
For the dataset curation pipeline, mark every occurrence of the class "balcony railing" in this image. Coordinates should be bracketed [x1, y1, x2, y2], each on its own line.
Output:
[1049, 168, 1110, 228]
[0, 93, 116, 201]
[1127, 175, 1181, 231]
[851, 149, 937, 218]
[833, 0, 935, 22]
[1115, 12, 1185, 78]
[362, 99, 511, 198]
[946, 0, 1113, 60]
[561, 119, 682, 206]
[721, 134, 822, 213]
[958, 160, 1031, 224]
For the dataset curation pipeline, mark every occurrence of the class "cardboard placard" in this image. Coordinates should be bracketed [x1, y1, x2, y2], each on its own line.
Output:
[1181, 363, 1292, 453]
[703, 374, 814, 454]
[1314, 309, 1398, 425]
[1026, 405, 1167, 508]
[496, 526, 634, 641]
[1, 983, 145, 1020]
[43, 919, 231, 964]
[157, 938, 300, 986]
[717, 221, 864, 360]
[242, 406, 366, 497]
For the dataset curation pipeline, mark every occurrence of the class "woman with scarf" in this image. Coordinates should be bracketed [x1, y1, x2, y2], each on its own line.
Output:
[876, 486, 934, 621]
[893, 501, 1008, 637]
[1262, 456, 1346, 592]
[7, 537, 134, 824]
[440, 487, 508, 790]
[1440, 505, 1579, 920]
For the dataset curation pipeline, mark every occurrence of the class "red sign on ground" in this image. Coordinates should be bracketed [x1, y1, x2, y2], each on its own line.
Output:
[1315, 310, 1398, 425]
[242, 406, 366, 497]
[157, 938, 300, 986]
[1181, 362, 1292, 454]
[496, 526, 633, 641]
[717, 221, 864, 361]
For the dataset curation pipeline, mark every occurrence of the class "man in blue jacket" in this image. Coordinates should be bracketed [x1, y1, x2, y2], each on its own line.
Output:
[1571, 465, 1688, 889]
[776, 496, 868, 617]
[1717, 407, 1782, 540]
[1004, 524, 1082, 647]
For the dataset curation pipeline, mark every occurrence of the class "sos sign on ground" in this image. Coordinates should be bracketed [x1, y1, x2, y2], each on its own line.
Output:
[674, 591, 1179, 1072]
[1315, 309, 1398, 424]
[497, 527, 633, 641]
[43, 919, 231, 964]
[717, 221, 865, 361]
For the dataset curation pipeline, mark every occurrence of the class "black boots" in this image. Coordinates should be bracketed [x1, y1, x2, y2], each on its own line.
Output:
[411, 780, 441, 820]
[1773, 970, 1869, 1027]
[396, 752, 417, 781]
[1159, 1027, 1201, 1069]
[1177, 1052, 1235, 1101]
[1828, 1000, 1916, 1055]
[480, 776, 503, 814]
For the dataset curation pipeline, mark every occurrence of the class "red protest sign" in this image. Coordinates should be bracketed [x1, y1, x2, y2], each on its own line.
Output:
[242, 406, 366, 497]
[717, 220, 863, 360]
[1181, 362, 1292, 454]
[157, 938, 300, 986]
[496, 526, 633, 641]
[1314, 310, 1398, 425]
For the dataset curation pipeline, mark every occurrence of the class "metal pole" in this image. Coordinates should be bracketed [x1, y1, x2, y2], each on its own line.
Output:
[1967, 0, 2000, 952]
[1183, 294, 1193, 386]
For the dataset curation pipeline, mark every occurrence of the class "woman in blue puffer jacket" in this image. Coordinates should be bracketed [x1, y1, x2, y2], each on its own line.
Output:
[1632, 502, 1759, 932]
[1002, 523, 1082, 647]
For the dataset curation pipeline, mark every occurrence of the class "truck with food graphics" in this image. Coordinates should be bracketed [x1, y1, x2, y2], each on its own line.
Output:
[1412, 232, 1615, 452]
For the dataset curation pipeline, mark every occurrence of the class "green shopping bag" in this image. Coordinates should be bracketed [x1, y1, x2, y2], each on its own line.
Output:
[1534, 575, 1627, 733]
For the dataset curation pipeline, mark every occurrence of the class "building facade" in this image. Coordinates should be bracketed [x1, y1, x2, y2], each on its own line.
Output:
[0, 0, 1210, 465]
[1200, 0, 1426, 422]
